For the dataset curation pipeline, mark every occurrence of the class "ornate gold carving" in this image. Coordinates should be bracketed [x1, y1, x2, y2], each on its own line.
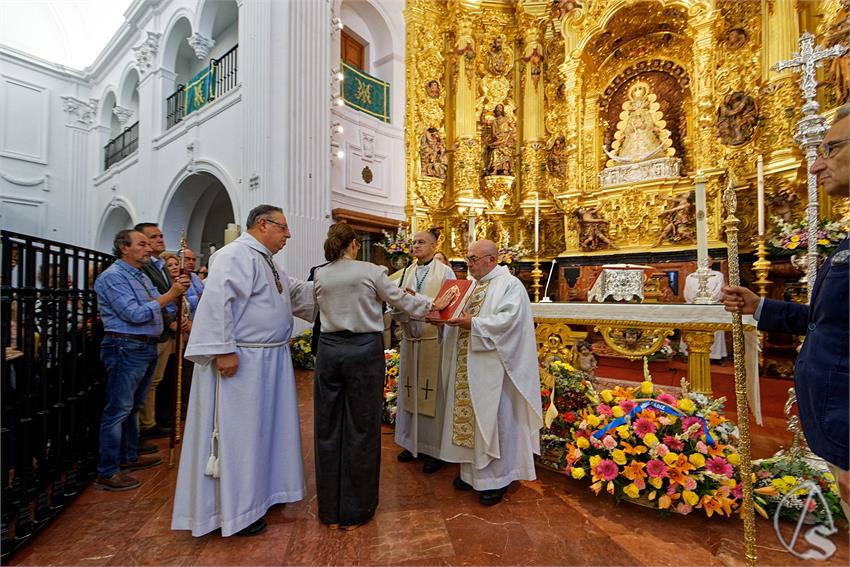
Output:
[596, 325, 675, 360]
[480, 175, 515, 211]
[535, 321, 588, 364]
[452, 138, 481, 198]
[417, 177, 447, 210]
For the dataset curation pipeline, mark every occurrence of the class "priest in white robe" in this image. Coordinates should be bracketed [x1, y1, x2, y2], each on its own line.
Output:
[439, 239, 543, 506]
[681, 258, 728, 361]
[171, 205, 314, 537]
[392, 230, 455, 474]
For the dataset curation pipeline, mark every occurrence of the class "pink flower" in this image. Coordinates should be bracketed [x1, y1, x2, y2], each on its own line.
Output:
[633, 418, 657, 438]
[597, 404, 613, 418]
[807, 499, 817, 512]
[655, 444, 669, 457]
[658, 416, 672, 426]
[619, 399, 637, 413]
[732, 484, 743, 500]
[634, 478, 646, 490]
[646, 459, 668, 478]
[684, 477, 697, 491]
[667, 484, 679, 495]
[657, 392, 677, 405]
[682, 416, 702, 438]
[664, 435, 684, 451]
[757, 470, 773, 479]
[676, 502, 693, 515]
[695, 441, 708, 454]
[602, 435, 617, 450]
[596, 459, 619, 481]
[706, 457, 734, 478]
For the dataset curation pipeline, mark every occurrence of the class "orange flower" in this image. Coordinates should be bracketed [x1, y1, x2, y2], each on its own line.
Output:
[620, 441, 648, 456]
[622, 460, 647, 482]
[698, 491, 737, 517]
[667, 454, 695, 485]
[612, 385, 636, 400]
[635, 408, 661, 428]
[708, 411, 725, 428]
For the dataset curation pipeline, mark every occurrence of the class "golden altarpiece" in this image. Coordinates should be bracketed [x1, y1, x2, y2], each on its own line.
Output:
[404, 0, 849, 388]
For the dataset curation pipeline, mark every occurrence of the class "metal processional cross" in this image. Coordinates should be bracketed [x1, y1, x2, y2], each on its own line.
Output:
[773, 32, 848, 299]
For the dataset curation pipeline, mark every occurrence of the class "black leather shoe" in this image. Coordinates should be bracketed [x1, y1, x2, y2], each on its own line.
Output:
[140, 425, 171, 438]
[422, 456, 444, 474]
[397, 449, 416, 462]
[479, 486, 508, 506]
[235, 517, 266, 537]
[137, 442, 158, 455]
[452, 475, 473, 491]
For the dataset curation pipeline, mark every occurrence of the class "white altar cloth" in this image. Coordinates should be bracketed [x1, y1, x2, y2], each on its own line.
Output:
[531, 302, 762, 425]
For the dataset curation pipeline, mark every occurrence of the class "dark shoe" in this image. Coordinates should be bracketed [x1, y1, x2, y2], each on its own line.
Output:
[94, 472, 140, 491]
[479, 486, 508, 506]
[235, 518, 266, 537]
[119, 456, 162, 471]
[453, 475, 473, 491]
[140, 424, 171, 438]
[397, 449, 416, 462]
[422, 456, 444, 474]
[137, 442, 158, 455]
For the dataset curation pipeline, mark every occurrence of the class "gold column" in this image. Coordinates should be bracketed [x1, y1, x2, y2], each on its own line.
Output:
[762, 0, 800, 80]
[519, 11, 546, 202]
[450, 1, 481, 202]
[689, 10, 716, 171]
[681, 331, 715, 396]
[761, 0, 802, 157]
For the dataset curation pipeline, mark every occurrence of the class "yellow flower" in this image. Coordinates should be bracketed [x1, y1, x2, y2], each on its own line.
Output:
[640, 381, 653, 395]
[676, 398, 696, 414]
[586, 414, 601, 427]
[788, 242, 799, 250]
[616, 425, 631, 439]
[682, 490, 699, 506]
[790, 235, 800, 242]
[589, 455, 601, 470]
[623, 483, 640, 499]
[688, 453, 706, 468]
[611, 406, 625, 418]
[600, 389, 614, 403]
[727, 452, 740, 466]
[571, 467, 586, 480]
[663, 452, 679, 466]
[658, 494, 672, 509]
[612, 449, 627, 465]
[818, 238, 830, 245]
[649, 476, 663, 489]
[576, 437, 590, 449]
[643, 432, 659, 447]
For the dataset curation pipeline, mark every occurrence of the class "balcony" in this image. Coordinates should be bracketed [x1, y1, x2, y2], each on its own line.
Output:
[103, 121, 139, 170]
[166, 44, 238, 130]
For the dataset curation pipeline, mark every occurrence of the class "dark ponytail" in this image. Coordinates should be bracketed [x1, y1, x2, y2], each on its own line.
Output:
[324, 223, 357, 261]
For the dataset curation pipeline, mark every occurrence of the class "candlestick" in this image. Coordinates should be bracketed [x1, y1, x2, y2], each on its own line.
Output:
[531, 255, 542, 302]
[752, 237, 772, 297]
[756, 155, 765, 236]
[534, 193, 540, 253]
[692, 172, 714, 304]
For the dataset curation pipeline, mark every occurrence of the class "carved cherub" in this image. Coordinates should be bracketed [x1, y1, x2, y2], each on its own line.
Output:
[654, 191, 695, 246]
[575, 340, 597, 377]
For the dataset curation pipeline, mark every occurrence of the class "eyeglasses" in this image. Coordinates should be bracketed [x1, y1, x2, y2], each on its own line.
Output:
[264, 218, 289, 231]
[466, 254, 494, 264]
[816, 138, 850, 159]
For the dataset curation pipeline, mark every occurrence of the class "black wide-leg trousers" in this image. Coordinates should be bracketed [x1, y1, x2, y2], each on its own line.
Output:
[314, 331, 385, 526]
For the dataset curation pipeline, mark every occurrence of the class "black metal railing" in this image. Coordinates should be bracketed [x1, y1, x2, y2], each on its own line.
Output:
[166, 85, 186, 129]
[103, 121, 139, 170]
[1, 232, 113, 561]
[165, 43, 238, 130]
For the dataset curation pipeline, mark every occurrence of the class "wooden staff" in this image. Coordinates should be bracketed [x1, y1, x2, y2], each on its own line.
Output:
[169, 232, 189, 467]
[722, 180, 757, 566]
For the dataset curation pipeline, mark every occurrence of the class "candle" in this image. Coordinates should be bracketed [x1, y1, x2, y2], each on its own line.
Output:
[757, 154, 765, 236]
[534, 193, 540, 253]
[695, 173, 708, 271]
[468, 209, 475, 246]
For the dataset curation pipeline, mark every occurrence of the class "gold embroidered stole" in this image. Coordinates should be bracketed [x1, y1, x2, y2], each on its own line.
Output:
[451, 281, 490, 449]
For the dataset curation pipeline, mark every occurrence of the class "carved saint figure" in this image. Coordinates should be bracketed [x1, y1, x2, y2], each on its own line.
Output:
[724, 28, 747, 51]
[654, 191, 695, 246]
[606, 81, 675, 166]
[419, 127, 448, 179]
[716, 92, 758, 146]
[484, 104, 516, 176]
[770, 189, 800, 224]
[523, 48, 544, 87]
[824, 1, 850, 106]
[547, 136, 567, 178]
[486, 36, 508, 76]
[426, 80, 441, 99]
[575, 340, 597, 377]
[574, 207, 617, 251]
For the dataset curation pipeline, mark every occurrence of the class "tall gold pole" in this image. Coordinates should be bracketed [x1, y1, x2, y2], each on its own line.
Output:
[723, 183, 757, 566]
[169, 231, 189, 467]
[531, 255, 542, 302]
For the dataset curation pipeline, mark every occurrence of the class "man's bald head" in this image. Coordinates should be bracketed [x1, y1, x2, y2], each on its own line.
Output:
[471, 239, 498, 257]
[467, 239, 498, 279]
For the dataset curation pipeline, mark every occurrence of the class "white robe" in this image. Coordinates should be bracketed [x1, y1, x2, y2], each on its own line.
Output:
[682, 270, 728, 359]
[439, 265, 543, 490]
[171, 233, 314, 537]
[393, 260, 455, 458]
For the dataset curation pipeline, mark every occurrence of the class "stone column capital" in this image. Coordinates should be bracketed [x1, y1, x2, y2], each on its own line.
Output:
[133, 31, 162, 75]
[187, 33, 216, 60]
[112, 106, 134, 127]
[61, 96, 97, 128]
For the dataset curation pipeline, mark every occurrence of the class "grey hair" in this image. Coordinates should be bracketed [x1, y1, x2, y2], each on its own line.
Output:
[112, 229, 137, 257]
[246, 204, 283, 228]
[834, 104, 850, 123]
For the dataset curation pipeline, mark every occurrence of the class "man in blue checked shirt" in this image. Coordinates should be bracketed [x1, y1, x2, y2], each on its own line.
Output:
[182, 247, 204, 316]
[93, 229, 189, 491]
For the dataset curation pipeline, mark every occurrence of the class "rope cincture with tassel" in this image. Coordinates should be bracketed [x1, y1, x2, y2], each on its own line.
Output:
[169, 231, 189, 467]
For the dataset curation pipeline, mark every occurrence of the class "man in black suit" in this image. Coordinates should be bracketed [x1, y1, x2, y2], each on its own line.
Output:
[722, 105, 849, 518]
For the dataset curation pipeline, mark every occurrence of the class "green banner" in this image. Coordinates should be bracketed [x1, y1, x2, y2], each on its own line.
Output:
[341, 61, 390, 123]
[184, 64, 216, 115]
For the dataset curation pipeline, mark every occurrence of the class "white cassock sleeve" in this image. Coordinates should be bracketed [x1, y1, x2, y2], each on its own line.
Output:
[287, 276, 316, 322]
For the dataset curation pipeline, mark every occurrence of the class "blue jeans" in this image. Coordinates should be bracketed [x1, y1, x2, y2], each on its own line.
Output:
[97, 337, 157, 477]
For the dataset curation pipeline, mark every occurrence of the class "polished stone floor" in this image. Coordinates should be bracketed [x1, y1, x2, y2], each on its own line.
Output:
[10, 369, 849, 566]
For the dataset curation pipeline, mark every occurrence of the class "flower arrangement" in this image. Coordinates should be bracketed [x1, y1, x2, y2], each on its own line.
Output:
[647, 338, 675, 362]
[556, 361, 743, 518]
[382, 349, 400, 424]
[752, 455, 845, 524]
[377, 227, 413, 264]
[497, 232, 529, 265]
[539, 359, 598, 469]
[289, 329, 315, 369]
[768, 216, 849, 257]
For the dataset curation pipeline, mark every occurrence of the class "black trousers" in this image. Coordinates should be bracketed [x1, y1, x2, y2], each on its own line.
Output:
[314, 331, 385, 526]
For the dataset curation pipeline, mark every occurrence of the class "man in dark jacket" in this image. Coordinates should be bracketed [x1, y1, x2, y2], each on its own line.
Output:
[722, 105, 849, 518]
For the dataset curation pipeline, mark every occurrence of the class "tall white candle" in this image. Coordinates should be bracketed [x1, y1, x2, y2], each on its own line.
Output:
[757, 154, 765, 236]
[695, 173, 708, 270]
[534, 193, 540, 253]
[468, 209, 475, 246]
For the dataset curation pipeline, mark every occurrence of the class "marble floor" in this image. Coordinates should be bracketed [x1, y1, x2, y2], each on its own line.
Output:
[10, 369, 849, 566]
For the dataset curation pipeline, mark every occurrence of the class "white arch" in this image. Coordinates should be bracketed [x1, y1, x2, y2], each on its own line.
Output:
[194, 0, 238, 40]
[159, 158, 240, 227]
[160, 10, 194, 72]
[95, 197, 137, 253]
[98, 87, 118, 126]
[340, 0, 400, 63]
[117, 63, 140, 110]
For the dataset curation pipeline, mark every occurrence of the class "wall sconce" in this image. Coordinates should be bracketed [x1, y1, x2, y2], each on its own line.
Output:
[331, 16, 344, 30]
[334, 97, 345, 107]
[331, 122, 344, 134]
[331, 140, 345, 160]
